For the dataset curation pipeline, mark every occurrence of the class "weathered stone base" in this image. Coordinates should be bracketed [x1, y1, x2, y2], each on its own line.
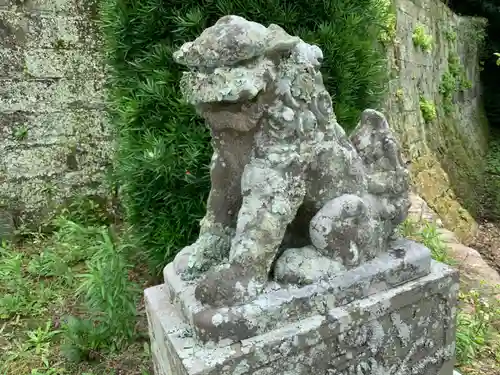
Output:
[145, 261, 459, 375]
[165, 239, 433, 345]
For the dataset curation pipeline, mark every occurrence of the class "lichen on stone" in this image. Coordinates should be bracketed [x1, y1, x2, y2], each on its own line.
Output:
[0, 0, 110, 229]
[172, 15, 411, 308]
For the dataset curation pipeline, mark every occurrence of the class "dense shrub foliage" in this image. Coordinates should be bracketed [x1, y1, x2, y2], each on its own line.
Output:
[100, 0, 393, 273]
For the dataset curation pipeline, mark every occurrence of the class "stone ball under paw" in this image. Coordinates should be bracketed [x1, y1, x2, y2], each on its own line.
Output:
[309, 194, 371, 266]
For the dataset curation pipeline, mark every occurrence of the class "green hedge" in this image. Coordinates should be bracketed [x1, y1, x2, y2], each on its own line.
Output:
[100, 0, 393, 274]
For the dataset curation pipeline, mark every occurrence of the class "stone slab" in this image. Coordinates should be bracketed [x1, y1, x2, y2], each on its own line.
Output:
[163, 238, 432, 344]
[0, 109, 110, 141]
[0, 79, 104, 112]
[146, 260, 459, 375]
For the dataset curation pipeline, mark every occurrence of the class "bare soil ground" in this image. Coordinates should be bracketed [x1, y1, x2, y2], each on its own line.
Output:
[468, 220, 500, 275]
[461, 220, 500, 375]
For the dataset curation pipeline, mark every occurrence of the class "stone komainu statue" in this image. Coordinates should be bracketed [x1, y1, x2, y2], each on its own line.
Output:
[172, 15, 410, 308]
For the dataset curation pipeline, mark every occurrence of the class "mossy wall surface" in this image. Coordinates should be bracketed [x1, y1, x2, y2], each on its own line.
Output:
[0, 0, 111, 233]
[383, 0, 488, 242]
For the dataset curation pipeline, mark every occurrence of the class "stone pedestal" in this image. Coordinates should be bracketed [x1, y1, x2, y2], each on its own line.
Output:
[145, 239, 459, 375]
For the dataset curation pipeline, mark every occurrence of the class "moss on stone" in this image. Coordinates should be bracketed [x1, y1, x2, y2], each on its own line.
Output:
[379, 0, 397, 45]
[412, 24, 433, 52]
[444, 29, 457, 43]
[0, 0, 111, 230]
[395, 88, 404, 101]
[12, 126, 28, 141]
[439, 54, 471, 115]
[410, 155, 478, 243]
[419, 97, 437, 123]
[458, 17, 488, 58]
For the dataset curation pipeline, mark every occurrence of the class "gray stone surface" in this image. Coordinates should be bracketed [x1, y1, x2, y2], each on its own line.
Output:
[146, 260, 459, 375]
[0, 0, 111, 228]
[166, 238, 432, 345]
[172, 15, 411, 308]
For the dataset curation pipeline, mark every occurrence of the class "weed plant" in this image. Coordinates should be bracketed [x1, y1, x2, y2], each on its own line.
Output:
[419, 97, 437, 123]
[0, 200, 147, 374]
[439, 54, 472, 115]
[412, 24, 433, 52]
[60, 223, 141, 362]
[456, 287, 500, 367]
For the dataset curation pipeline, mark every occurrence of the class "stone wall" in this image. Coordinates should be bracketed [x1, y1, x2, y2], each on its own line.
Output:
[384, 0, 488, 242]
[0, 0, 111, 233]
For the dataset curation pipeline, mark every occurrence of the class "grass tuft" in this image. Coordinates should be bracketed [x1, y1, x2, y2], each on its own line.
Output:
[0, 199, 152, 375]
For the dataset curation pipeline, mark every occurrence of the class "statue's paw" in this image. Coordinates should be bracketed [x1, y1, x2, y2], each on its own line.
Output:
[173, 245, 195, 275]
[173, 233, 230, 279]
[379, 135, 406, 172]
[194, 263, 265, 307]
[173, 247, 210, 282]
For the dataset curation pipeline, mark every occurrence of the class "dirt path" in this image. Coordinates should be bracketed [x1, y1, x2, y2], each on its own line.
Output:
[468, 220, 500, 275]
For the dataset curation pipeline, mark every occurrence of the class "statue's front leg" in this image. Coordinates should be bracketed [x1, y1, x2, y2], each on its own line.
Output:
[194, 158, 306, 307]
[174, 132, 252, 278]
